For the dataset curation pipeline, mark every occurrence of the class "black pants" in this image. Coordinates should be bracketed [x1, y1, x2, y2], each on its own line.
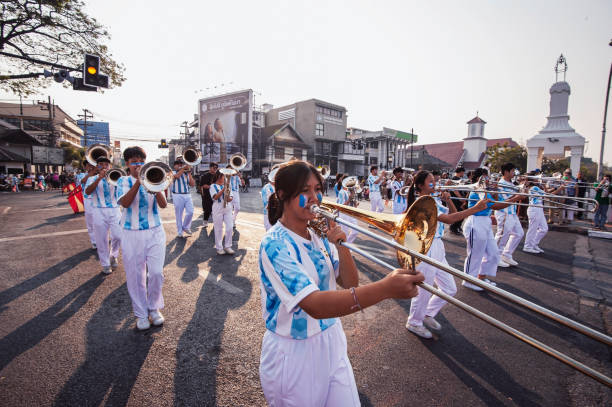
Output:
[450, 198, 464, 232]
[202, 194, 213, 220]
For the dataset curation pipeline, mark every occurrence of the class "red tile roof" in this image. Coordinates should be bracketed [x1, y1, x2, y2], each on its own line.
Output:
[467, 116, 487, 124]
[412, 138, 518, 168]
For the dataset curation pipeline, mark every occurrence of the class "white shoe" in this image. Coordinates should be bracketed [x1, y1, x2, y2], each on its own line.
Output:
[101, 266, 112, 275]
[498, 259, 510, 268]
[423, 316, 442, 331]
[523, 246, 539, 254]
[534, 246, 545, 253]
[406, 323, 433, 339]
[149, 310, 165, 326]
[462, 281, 484, 291]
[482, 278, 497, 286]
[501, 256, 518, 266]
[183, 229, 193, 236]
[136, 317, 150, 330]
[110, 256, 118, 270]
[224, 247, 235, 254]
[217, 249, 225, 255]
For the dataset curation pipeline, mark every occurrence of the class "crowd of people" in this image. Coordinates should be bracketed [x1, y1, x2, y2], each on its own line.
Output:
[0, 170, 77, 192]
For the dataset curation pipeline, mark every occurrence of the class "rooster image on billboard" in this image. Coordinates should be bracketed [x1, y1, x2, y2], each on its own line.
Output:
[198, 89, 252, 170]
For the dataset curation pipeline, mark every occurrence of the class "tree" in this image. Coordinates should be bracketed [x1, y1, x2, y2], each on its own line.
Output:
[485, 143, 527, 174]
[61, 140, 84, 167]
[0, 0, 126, 95]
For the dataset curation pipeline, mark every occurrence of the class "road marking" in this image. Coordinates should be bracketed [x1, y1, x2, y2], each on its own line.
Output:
[2, 207, 10, 215]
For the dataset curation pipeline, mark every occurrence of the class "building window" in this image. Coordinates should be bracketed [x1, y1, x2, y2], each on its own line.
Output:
[274, 147, 284, 159]
[368, 141, 378, 149]
[370, 157, 377, 165]
[315, 105, 344, 119]
[315, 123, 324, 137]
[316, 141, 331, 155]
[294, 148, 302, 158]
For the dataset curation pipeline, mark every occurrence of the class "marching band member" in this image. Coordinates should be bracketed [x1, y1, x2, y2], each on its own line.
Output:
[77, 159, 96, 249]
[210, 171, 235, 255]
[261, 167, 277, 231]
[493, 163, 524, 267]
[171, 159, 195, 238]
[230, 169, 244, 225]
[390, 167, 407, 214]
[333, 173, 344, 197]
[85, 157, 122, 275]
[116, 146, 167, 331]
[336, 178, 358, 243]
[367, 165, 385, 213]
[258, 160, 423, 406]
[462, 168, 522, 291]
[523, 173, 549, 254]
[405, 170, 490, 338]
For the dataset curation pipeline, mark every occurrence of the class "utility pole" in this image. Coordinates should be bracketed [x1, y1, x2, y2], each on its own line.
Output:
[78, 109, 94, 146]
[410, 128, 414, 169]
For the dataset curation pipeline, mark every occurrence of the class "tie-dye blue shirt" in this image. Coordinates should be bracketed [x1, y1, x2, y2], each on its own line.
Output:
[259, 222, 340, 339]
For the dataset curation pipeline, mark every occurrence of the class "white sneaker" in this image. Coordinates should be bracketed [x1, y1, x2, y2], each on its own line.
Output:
[217, 249, 225, 255]
[183, 229, 193, 236]
[101, 266, 112, 275]
[498, 259, 510, 268]
[534, 246, 545, 253]
[482, 278, 497, 287]
[501, 256, 518, 266]
[110, 256, 118, 270]
[136, 317, 150, 330]
[224, 247, 235, 254]
[406, 323, 433, 339]
[523, 246, 539, 254]
[423, 316, 442, 331]
[462, 281, 484, 291]
[149, 310, 165, 326]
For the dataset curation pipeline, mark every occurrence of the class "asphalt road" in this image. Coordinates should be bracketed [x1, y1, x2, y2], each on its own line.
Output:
[0, 188, 610, 406]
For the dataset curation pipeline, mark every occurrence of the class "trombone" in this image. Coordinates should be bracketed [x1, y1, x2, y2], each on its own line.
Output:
[139, 161, 174, 193]
[308, 198, 612, 386]
[85, 144, 113, 166]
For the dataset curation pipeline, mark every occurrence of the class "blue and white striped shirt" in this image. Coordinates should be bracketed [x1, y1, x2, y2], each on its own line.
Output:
[368, 174, 381, 193]
[259, 222, 340, 339]
[230, 175, 241, 192]
[171, 171, 190, 194]
[76, 172, 92, 199]
[89, 175, 118, 208]
[529, 186, 545, 206]
[210, 183, 232, 204]
[261, 183, 275, 215]
[434, 196, 449, 239]
[116, 176, 161, 230]
[337, 188, 349, 205]
[496, 179, 517, 215]
[391, 180, 407, 210]
[468, 191, 495, 216]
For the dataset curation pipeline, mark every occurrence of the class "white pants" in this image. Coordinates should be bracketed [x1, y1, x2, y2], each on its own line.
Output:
[338, 214, 358, 244]
[260, 322, 360, 407]
[392, 201, 407, 214]
[525, 207, 548, 249]
[93, 207, 122, 267]
[564, 201, 577, 221]
[463, 216, 499, 278]
[494, 212, 524, 259]
[172, 193, 194, 234]
[232, 192, 241, 223]
[212, 203, 233, 250]
[83, 198, 96, 244]
[370, 191, 384, 213]
[408, 238, 457, 326]
[121, 225, 166, 319]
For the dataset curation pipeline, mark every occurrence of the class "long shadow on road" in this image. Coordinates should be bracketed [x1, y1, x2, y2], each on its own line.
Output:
[0, 273, 105, 371]
[54, 283, 156, 406]
[173, 226, 252, 406]
[0, 249, 96, 314]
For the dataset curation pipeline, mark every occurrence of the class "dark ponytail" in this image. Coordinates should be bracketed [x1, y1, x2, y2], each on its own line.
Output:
[267, 160, 323, 226]
[471, 167, 488, 184]
[406, 170, 431, 207]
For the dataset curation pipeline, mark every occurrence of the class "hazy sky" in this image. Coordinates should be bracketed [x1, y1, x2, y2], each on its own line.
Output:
[2, 0, 611, 164]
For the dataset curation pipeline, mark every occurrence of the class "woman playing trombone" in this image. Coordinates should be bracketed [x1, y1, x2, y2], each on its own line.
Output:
[404, 170, 490, 338]
[258, 160, 423, 406]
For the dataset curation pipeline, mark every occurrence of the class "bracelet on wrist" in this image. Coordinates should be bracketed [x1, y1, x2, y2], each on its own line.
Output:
[349, 287, 364, 313]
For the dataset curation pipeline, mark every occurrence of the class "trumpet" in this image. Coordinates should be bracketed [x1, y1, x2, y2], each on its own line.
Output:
[182, 146, 202, 167]
[139, 161, 174, 193]
[219, 168, 237, 207]
[106, 168, 126, 186]
[85, 144, 113, 166]
[308, 197, 612, 386]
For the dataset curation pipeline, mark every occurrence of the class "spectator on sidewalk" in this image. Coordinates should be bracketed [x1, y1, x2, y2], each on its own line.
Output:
[594, 174, 611, 230]
[575, 171, 587, 219]
[562, 169, 578, 224]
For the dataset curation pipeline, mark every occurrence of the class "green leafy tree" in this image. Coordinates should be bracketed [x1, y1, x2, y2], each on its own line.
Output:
[541, 156, 611, 182]
[485, 143, 527, 173]
[0, 0, 126, 95]
[61, 140, 84, 166]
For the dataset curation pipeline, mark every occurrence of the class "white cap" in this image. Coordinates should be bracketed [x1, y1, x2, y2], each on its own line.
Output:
[268, 168, 279, 182]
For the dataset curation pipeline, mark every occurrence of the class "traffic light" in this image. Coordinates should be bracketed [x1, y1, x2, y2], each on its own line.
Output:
[158, 139, 168, 148]
[83, 54, 109, 88]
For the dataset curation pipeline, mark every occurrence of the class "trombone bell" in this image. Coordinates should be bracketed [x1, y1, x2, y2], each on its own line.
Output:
[86, 144, 113, 166]
[106, 168, 126, 186]
[139, 161, 173, 193]
[317, 165, 330, 179]
[229, 153, 247, 171]
[182, 147, 202, 166]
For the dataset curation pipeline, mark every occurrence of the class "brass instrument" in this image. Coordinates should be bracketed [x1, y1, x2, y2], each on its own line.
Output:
[139, 161, 174, 193]
[308, 196, 612, 386]
[317, 165, 330, 179]
[342, 176, 362, 207]
[219, 168, 237, 207]
[85, 144, 113, 166]
[182, 146, 202, 167]
[106, 168, 126, 186]
[229, 153, 247, 171]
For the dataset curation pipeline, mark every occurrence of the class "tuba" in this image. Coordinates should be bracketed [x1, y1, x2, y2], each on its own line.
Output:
[182, 146, 202, 167]
[139, 161, 174, 193]
[106, 168, 127, 186]
[219, 168, 237, 208]
[85, 144, 113, 166]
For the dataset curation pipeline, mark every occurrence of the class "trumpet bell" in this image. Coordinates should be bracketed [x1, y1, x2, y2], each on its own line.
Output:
[86, 144, 113, 166]
[106, 168, 126, 186]
[140, 161, 173, 193]
[183, 147, 202, 166]
[318, 195, 437, 267]
[317, 165, 330, 179]
[229, 153, 247, 171]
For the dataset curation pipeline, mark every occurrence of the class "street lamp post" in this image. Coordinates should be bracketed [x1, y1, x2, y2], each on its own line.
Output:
[598, 40, 612, 179]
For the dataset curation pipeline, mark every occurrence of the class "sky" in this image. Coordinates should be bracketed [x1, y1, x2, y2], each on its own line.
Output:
[2, 0, 611, 165]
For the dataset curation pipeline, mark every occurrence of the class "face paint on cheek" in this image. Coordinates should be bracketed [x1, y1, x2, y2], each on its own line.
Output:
[298, 194, 308, 208]
[316, 192, 323, 203]
[428, 183, 434, 189]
